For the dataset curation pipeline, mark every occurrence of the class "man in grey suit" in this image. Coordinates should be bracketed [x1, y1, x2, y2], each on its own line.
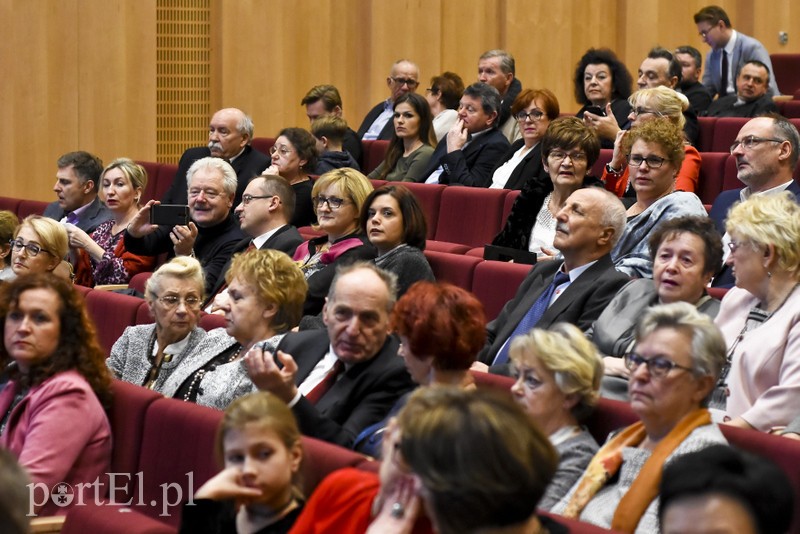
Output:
[475, 188, 630, 373]
[43, 151, 112, 234]
[694, 5, 780, 97]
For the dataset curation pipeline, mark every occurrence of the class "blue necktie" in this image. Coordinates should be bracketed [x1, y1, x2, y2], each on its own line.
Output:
[493, 271, 571, 365]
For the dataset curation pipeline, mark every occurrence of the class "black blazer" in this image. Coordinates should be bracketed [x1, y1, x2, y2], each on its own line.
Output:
[420, 128, 510, 187]
[204, 225, 304, 303]
[356, 101, 395, 141]
[478, 255, 629, 367]
[279, 330, 414, 447]
[490, 139, 547, 191]
[162, 145, 271, 207]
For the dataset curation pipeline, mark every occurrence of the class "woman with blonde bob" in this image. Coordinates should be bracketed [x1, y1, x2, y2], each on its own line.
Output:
[510, 323, 603, 510]
[713, 192, 800, 432]
[603, 86, 701, 196]
[293, 168, 376, 316]
[182, 391, 305, 534]
[9, 215, 68, 277]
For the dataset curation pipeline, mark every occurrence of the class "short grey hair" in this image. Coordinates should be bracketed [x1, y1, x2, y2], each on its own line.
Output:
[237, 111, 255, 139]
[327, 261, 398, 312]
[635, 302, 726, 380]
[186, 156, 238, 198]
[593, 188, 627, 247]
[146, 256, 206, 300]
[463, 82, 502, 118]
[479, 49, 515, 75]
[768, 113, 800, 168]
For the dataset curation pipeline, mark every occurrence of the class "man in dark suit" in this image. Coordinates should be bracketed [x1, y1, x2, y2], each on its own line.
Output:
[204, 174, 304, 310]
[126, 157, 245, 294]
[245, 262, 414, 447]
[476, 187, 629, 371]
[705, 61, 778, 118]
[478, 49, 522, 143]
[356, 59, 420, 141]
[710, 115, 800, 287]
[421, 82, 511, 187]
[161, 108, 270, 207]
[43, 151, 112, 234]
[675, 45, 713, 115]
[301, 84, 363, 165]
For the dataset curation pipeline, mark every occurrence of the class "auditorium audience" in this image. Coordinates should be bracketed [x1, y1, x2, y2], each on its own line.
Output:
[552, 302, 728, 533]
[265, 127, 318, 228]
[574, 48, 634, 148]
[492, 116, 603, 257]
[705, 60, 778, 118]
[357, 59, 420, 141]
[0, 211, 19, 282]
[311, 116, 360, 175]
[713, 192, 800, 432]
[424, 72, 464, 142]
[659, 445, 793, 534]
[9, 215, 68, 278]
[674, 45, 713, 115]
[162, 108, 270, 207]
[509, 323, 603, 510]
[360, 185, 434, 297]
[603, 86, 701, 196]
[611, 119, 707, 278]
[477, 49, 523, 142]
[181, 392, 304, 534]
[301, 84, 362, 164]
[593, 216, 723, 400]
[43, 151, 112, 234]
[293, 168, 376, 317]
[0, 274, 112, 516]
[368, 93, 435, 183]
[353, 281, 485, 457]
[489, 88, 559, 190]
[70, 158, 156, 287]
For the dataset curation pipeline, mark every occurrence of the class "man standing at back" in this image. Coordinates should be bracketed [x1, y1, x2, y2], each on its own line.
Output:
[162, 107, 270, 207]
[301, 84, 363, 165]
[694, 5, 780, 97]
[478, 49, 522, 143]
[44, 151, 112, 234]
[356, 60, 420, 141]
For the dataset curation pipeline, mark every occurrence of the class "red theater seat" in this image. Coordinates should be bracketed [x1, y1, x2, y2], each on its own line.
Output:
[696, 152, 729, 204]
[154, 164, 179, 201]
[591, 149, 614, 178]
[696, 116, 716, 152]
[710, 118, 748, 152]
[434, 187, 508, 247]
[362, 140, 390, 174]
[771, 54, 800, 97]
[135, 160, 162, 202]
[471, 260, 532, 321]
[0, 195, 22, 214]
[250, 137, 276, 156]
[85, 290, 148, 355]
[400, 182, 445, 239]
[17, 199, 49, 218]
[424, 250, 481, 289]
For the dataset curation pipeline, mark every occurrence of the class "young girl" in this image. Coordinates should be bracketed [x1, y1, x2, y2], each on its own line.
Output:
[180, 392, 304, 534]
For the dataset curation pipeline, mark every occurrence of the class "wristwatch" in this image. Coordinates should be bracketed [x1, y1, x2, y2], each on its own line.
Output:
[605, 163, 623, 175]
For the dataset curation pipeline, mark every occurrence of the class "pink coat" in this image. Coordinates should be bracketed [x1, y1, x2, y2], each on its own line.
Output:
[0, 370, 111, 516]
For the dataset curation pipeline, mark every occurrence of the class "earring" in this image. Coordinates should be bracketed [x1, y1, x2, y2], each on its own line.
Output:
[768, 271, 773, 278]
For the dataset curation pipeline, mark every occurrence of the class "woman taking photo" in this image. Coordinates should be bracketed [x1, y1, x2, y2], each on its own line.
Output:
[713, 193, 800, 432]
[9, 215, 68, 278]
[293, 168, 375, 316]
[368, 93, 436, 183]
[266, 128, 318, 227]
[552, 303, 728, 533]
[491, 116, 603, 258]
[489, 88, 559, 190]
[360, 185, 433, 297]
[611, 119, 707, 278]
[574, 48, 634, 148]
[425, 72, 464, 141]
[509, 323, 603, 510]
[0, 274, 112, 516]
[603, 87, 701, 196]
[69, 158, 157, 287]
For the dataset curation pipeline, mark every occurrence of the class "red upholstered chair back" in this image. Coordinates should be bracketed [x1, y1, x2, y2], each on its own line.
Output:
[154, 164, 179, 201]
[434, 187, 508, 247]
[591, 148, 614, 178]
[199, 312, 227, 332]
[250, 137, 276, 156]
[135, 160, 162, 203]
[128, 271, 152, 295]
[362, 140, 390, 174]
[710, 117, 749, 152]
[17, 199, 49, 218]
[0, 195, 22, 214]
[696, 116, 717, 153]
[471, 369, 514, 394]
[400, 182, 446, 239]
[84, 290, 147, 356]
[584, 397, 639, 444]
[696, 152, 729, 204]
[471, 260, 532, 321]
[770, 54, 800, 97]
[423, 250, 481, 290]
[299, 436, 375, 495]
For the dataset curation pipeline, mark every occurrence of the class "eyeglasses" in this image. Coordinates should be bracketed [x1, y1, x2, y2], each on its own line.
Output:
[241, 194, 274, 206]
[516, 110, 546, 122]
[9, 239, 52, 258]
[188, 188, 223, 200]
[627, 154, 667, 168]
[313, 195, 349, 210]
[729, 136, 784, 154]
[727, 240, 753, 254]
[270, 145, 294, 157]
[156, 294, 202, 310]
[548, 150, 588, 163]
[425, 87, 439, 95]
[630, 107, 664, 118]
[390, 77, 419, 88]
[624, 352, 694, 378]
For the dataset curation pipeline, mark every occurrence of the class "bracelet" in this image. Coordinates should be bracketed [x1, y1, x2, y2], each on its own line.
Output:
[605, 162, 624, 175]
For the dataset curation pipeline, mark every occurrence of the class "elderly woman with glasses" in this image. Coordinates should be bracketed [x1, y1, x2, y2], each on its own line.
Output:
[603, 86, 701, 197]
[712, 193, 800, 432]
[8, 215, 68, 278]
[611, 119, 707, 278]
[265, 127, 318, 227]
[489, 89, 560, 190]
[293, 168, 376, 317]
[552, 302, 728, 533]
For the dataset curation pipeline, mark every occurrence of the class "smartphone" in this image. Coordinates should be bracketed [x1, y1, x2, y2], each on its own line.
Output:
[150, 204, 190, 226]
[584, 105, 606, 117]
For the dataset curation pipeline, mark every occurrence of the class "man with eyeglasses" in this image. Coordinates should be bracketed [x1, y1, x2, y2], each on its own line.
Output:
[693, 5, 780, 98]
[162, 108, 270, 208]
[301, 84, 363, 165]
[709, 115, 800, 287]
[126, 157, 245, 294]
[704, 61, 778, 118]
[477, 49, 522, 143]
[43, 151, 112, 234]
[356, 59, 420, 141]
